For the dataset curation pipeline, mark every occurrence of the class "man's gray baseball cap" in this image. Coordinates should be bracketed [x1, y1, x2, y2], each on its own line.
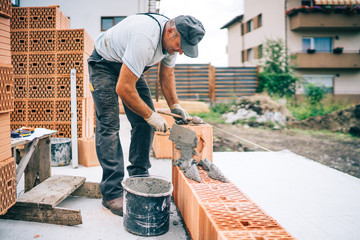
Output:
[175, 15, 205, 58]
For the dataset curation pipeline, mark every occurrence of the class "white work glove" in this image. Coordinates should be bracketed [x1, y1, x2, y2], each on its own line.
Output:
[170, 103, 190, 124]
[145, 112, 168, 133]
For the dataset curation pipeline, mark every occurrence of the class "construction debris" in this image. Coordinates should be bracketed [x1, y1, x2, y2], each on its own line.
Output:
[222, 93, 292, 128]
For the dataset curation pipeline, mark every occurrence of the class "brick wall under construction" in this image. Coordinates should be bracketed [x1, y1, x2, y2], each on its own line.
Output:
[0, 0, 15, 216]
[10, 5, 95, 138]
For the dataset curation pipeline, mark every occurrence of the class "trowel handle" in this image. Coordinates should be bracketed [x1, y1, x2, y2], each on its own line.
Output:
[157, 110, 192, 121]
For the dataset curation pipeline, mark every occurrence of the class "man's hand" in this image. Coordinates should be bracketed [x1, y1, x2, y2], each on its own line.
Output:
[170, 103, 190, 124]
[145, 112, 168, 133]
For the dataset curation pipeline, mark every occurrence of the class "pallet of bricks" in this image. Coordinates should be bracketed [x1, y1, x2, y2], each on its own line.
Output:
[10, 5, 95, 141]
[0, 0, 16, 216]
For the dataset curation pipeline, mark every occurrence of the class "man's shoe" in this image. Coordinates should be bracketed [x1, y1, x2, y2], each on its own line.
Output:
[102, 196, 123, 216]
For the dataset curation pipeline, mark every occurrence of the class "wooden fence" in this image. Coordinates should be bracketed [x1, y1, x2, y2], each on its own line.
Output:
[144, 64, 258, 103]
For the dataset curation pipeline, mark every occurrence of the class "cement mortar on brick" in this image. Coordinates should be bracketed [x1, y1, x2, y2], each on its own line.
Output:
[169, 124, 201, 182]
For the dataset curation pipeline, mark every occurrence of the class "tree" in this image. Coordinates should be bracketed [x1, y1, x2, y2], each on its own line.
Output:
[257, 38, 299, 97]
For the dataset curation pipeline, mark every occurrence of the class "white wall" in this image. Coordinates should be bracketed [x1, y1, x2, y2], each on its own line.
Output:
[19, 0, 150, 41]
[243, 0, 286, 47]
[227, 23, 242, 67]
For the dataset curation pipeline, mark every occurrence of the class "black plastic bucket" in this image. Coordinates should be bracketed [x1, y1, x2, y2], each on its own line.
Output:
[122, 176, 173, 236]
[50, 138, 72, 166]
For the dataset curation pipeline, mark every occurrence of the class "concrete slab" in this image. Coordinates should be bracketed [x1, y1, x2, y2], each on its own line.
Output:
[214, 150, 360, 240]
[0, 115, 189, 239]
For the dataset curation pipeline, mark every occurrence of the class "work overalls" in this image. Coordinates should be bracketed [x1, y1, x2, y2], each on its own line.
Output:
[88, 13, 167, 201]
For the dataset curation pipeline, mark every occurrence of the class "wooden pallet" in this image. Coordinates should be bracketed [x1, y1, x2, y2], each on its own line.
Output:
[0, 175, 102, 225]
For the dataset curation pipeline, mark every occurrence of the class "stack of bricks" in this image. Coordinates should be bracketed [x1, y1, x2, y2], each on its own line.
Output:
[172, 125, 295, 240]
[10, 5, 95, 138]
[0, 0, 16, 215]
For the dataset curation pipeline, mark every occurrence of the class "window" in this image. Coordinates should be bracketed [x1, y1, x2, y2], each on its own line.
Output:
[101, 16, 126, 31]
[301, 0, 313, 6]
[247, 20, 253, 33]
[241, 50, 245, 63]
[11, 0, 20, 7]
[247, 48, 254, 61]
[302, 37, 332, 52]
[257, 14, 262, 28]
[258, 44, 263, 59]
[303, 75, 334, 94]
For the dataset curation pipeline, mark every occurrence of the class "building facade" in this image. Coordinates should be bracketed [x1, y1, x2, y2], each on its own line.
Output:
[222, 0, 360, 101]
[18, 0, 160, 41]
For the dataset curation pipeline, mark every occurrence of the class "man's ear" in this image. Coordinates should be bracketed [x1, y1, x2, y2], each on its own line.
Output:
[167, 27, 175, 36]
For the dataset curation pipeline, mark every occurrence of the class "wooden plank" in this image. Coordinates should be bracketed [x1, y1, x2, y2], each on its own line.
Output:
[0, 204, 82, 226]
[71, 182, 102, 198]
[16, 175, 86, 208]
[24, 137, 51, 192]
[15, 138, 39, 186]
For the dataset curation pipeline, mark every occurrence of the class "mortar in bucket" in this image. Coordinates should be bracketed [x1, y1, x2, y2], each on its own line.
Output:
[121, 176, 173, 236]
[51, 138, 72, 167]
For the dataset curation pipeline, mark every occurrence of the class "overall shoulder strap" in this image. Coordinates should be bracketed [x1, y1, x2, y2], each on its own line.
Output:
[136, 13, 169, 59]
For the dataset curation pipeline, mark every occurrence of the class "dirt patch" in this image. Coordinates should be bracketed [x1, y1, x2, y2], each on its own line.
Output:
[289, 104, 360, 136]
[211, 122, 360, 178]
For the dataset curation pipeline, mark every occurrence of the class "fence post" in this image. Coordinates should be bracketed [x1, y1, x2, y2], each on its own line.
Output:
[208, 64, 216, 105]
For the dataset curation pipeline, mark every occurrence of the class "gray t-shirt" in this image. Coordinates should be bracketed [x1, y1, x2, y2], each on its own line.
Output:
[95, 14, 177, 78]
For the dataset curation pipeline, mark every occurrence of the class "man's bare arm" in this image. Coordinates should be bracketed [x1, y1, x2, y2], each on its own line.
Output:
[159, 62, 179, 107]
[116, 64, 153, 119]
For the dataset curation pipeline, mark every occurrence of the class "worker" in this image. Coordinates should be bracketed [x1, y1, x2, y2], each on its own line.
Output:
[88, 13, 205, 216]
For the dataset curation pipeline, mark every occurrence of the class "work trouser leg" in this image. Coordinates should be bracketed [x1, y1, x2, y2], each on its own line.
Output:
[122, 75, 155, 176]
[88, 60, 124, 201]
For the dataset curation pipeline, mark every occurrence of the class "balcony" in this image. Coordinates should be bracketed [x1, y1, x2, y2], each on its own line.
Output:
[291, 52, 360, 69]
[289, 12, 360, 31]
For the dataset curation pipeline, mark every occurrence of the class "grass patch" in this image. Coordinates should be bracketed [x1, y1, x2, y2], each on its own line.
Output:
[291, 128, 358, 141]
[287, 96, 352, 120]
[192, 111, 225, 124]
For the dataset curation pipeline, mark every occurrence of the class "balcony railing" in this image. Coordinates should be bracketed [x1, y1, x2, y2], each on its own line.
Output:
[291, 51, 360, 69]
[288, 12, 360, 31]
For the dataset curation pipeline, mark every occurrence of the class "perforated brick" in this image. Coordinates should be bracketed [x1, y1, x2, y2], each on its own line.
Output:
[56, 75, 84, 98]
[10, 31, 28, 53]
[29, 7, 57, 29]
[27, 122, 54, 131]
[10, 123, 24, 131]
[10, 100, 27, 122]
[27, 100, 54, 122]
[28, 53, 55, 75]
[0, 157, 15, 215]
[55, 99, 84, 122]
[57, 29, 85, 52]
[12, 54, 28, 76]
[0, 66, 14, 113]
[14, 77, 27, 99]
[11, 7, 28, 30]
[219, 230, 295, 240]
[57, 53, 84, 75]
[0, 0, 11, 19]
[28, 76, 55, 99]
[192, 183, 250, 204]
[54, 122, 83, 138]
[29, 30, 56, 52]
[203, 202, 283, 232]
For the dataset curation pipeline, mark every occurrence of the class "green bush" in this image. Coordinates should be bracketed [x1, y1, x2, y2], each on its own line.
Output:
[304, 83, 326, 105]
[210, 102, 232, 114]
[257, 38, 299, 97]
[257, 72, 298, 97]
